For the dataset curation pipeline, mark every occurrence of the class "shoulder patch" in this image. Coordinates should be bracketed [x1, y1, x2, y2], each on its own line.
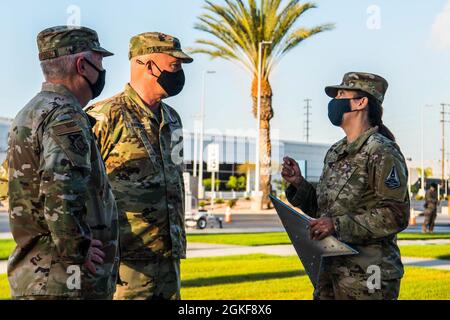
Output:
[68, 133, 89, 156]
[385, 165, 401, 189]
[52, 120, 83, 136]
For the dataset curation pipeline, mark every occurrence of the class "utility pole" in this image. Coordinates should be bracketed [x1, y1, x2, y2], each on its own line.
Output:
[304, 99, 312, 143]
[440, 103, 450, 194]
[420, 104, 433, 196]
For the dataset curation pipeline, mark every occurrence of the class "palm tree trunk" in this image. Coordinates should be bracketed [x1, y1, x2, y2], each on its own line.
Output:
[252, 76, 274, 209]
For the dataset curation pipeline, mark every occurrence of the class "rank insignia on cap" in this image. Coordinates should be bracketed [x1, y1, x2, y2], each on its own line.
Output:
[385, 165, 401, 189]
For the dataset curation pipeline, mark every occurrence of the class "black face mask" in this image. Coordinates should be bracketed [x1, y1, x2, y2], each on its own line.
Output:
[82, 58, 106, 99]
[147, 60, 185, 97]
[328, 98, 366, 126]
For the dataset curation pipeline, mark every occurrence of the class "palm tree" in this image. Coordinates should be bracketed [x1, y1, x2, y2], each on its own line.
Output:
[191, 0, 334, 209]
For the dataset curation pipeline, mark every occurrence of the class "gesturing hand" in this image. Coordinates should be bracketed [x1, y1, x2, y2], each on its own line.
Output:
[281, 157, 304, 188]
[84, 239, 105, 275]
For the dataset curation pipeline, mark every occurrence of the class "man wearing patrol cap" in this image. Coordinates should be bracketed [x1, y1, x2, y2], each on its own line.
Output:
[4, 26, 119, 300]
[282, 72, 410, 300]
[86, 32, 193, 300]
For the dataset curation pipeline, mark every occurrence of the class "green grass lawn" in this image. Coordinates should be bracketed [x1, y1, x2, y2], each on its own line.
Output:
[0, 240, 14, 260]
[1, 237, 450, 262]
[182, 255, 450, 300]
[0, 274, 9, 300]
[1, 254, 449, 300]
[187, 232, 450, 247]
[400, 244, 450, 260]
[398, 233, 450, 240]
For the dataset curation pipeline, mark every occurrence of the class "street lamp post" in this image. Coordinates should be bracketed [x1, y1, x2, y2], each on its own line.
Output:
[406, 157, 412, 199]
[254, 40, 272, 204]
[193, 116, 199, 177]
[198, 70, 216, 200]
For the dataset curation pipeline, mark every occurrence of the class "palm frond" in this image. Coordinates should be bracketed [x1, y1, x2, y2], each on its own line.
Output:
[192, 0, 334, 76]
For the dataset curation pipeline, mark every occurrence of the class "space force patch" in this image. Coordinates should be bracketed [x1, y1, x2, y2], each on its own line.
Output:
[385, 165, 401, 189]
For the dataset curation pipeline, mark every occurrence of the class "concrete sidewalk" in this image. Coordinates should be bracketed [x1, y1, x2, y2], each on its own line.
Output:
[0, 233, 12, 240]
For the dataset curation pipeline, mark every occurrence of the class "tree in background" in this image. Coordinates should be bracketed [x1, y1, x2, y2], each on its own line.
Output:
[226, 175, 247, 191]
[191, 0, 333, 208]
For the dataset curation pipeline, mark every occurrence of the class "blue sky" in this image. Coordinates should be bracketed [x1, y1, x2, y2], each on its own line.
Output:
[1, 0, 449, 164]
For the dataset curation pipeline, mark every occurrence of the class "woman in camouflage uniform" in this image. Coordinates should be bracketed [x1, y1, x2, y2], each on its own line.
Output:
[282, 72, 410, 300]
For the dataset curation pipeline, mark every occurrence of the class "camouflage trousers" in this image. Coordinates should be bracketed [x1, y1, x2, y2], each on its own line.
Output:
[114, 258, 181, 300]
[314, 271, 401, 300]
[422, 212, 437, 232]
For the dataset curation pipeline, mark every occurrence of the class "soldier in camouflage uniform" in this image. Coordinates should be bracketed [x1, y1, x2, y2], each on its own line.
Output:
[4, 26, 119, 300]
[282, 72, 410, 300]
[422, 183, 439, 233]
[85, 32, 193, 300]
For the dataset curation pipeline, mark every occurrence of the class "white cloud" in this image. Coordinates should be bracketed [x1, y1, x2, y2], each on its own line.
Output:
[431, 1, 450, 51]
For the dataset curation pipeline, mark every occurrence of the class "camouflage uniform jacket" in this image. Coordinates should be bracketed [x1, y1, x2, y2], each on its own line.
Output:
[286, 126, 410, 280]
[86, 84, 186, 260]
[6, 83, 119, 299]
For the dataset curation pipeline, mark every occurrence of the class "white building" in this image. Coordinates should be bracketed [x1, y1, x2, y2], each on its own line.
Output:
[0, 118, 331, 188]
[183, 131, 330, 186]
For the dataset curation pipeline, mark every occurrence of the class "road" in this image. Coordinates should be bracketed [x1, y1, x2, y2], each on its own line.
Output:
[193, 213, 450, 233]
[2, 207, 450, 235]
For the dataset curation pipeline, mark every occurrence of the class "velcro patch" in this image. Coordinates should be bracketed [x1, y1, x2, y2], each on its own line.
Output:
[52, 121, 83, 136]
[385, 165, 401, 189]
[68, 134, 89, 156]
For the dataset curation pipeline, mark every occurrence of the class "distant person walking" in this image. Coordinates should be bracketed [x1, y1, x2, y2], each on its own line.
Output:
[422, 183, 439, 233]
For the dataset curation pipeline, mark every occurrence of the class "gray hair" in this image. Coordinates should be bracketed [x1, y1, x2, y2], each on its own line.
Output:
[40, 51, 94, 80]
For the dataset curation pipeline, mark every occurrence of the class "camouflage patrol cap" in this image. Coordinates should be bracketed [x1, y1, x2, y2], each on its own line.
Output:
[129, 32, 193, 63]
[37, 26, 114, 61]
[325, 72, 389, 104]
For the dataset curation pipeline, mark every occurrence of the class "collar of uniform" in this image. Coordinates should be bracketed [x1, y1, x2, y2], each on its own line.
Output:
[41, 82, 80, 106]
[160, 102, 178, 126]
[124, 83, 178, 126]
[345, 126, 379, 155]
[124, 83, 160, 121]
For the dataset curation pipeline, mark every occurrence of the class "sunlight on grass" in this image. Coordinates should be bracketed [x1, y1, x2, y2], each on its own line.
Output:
[1, 254, 449, 300]
[400, 245, 450, 260]
[0, 240, 14, 261]
[0, 274, 10, 300]
[178, 254, 450, 300]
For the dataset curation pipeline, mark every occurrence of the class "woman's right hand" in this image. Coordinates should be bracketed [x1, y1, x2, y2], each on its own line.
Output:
[84, 239, 105, 275]
[281, 157, 304, 188]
